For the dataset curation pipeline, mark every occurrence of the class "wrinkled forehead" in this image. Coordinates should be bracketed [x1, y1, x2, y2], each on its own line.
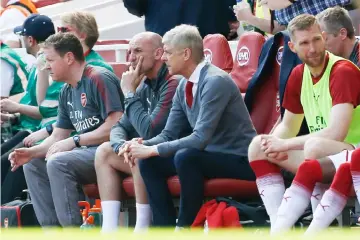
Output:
[293, 25, 323, 42]
[163, 43, 178, 52]
[43, 46, 59, 58]
[129, 36, 151, 51]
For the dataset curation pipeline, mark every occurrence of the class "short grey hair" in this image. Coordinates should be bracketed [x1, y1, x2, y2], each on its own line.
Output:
[163, 24, 204, 63]
[287, 14, 320, 41]
[316, 6, 355, 39]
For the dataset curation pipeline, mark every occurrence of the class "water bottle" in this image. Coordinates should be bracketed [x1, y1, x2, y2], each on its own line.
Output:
[80, 215, 95, 230]
[236, 0, 255, 32]
[88, 206, 102, 227]
[36, 51, 47, 71]
[1, 118, 13, 142]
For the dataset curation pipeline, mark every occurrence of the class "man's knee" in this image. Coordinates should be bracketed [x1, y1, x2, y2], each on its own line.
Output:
[303, 137, 325, 159]
[23, 158, 44, 175]
[138, 157, 151, 177]
[337, 162, 351, 175]
[173, 148, 198, 170]
[248, 135, 266, 162]
[351, 148, 360, 168]
[295, 160, 323, 182]
[94, 142, 115, 169]
[138, 155, 161, 178]
[46, 152, 69, 174]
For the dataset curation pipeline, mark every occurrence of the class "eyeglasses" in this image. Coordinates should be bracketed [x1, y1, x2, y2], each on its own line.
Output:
[57, 26, 70, 33]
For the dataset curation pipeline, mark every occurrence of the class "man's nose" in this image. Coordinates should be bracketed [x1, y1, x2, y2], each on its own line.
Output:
[161, 53, 167, 61]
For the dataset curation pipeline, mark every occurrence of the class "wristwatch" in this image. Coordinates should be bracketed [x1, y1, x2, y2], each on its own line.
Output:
[73, 135, 81, 148]
[125, 91, 135, 99]
[45, 124, 53, 135]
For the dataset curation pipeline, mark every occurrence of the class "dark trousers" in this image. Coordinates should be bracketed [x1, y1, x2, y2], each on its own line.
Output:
[1, 131, 29, 204]
[138, 148, 256, 227]
[1, 130, 29, 155]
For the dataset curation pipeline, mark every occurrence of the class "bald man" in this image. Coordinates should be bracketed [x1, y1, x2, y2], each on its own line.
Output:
[95, 32, 179, 233]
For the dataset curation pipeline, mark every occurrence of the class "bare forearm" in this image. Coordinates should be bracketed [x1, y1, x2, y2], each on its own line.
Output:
[18, 104, 42, 119]
[78, 123, 112, 146]
[285, 128, 346, 151]
[30, 135, 61, 158]
[272, 122, 298, 139]
[245, 15, 285, 34]
[5, 40, 20, 48]
[36, 70, 50, 105]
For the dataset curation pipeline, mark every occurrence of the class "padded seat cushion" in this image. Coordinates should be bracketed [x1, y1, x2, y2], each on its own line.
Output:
[83, 184, 100, 199]
[123, 176, 258, 199]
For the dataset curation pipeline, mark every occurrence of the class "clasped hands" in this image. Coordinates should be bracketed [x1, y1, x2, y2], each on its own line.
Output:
[260, 135, 289, 162]
[118, 138, 158, 167]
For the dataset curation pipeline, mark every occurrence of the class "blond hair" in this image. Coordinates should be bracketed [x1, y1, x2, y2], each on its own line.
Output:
[61, 11, 99, 49]
[287, 14, 320, 41]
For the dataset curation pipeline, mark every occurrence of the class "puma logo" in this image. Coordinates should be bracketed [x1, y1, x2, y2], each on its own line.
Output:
[319, 203, 330, 211]
[313, 94, 320, 101]
[312, 194, 321, 200]
[67, 102, 74, 108]
[283, 196, 291, 202]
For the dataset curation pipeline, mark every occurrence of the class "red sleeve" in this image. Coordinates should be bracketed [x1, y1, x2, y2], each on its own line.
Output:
[282, 64, 304, 114]
[329, 60, 360, 107]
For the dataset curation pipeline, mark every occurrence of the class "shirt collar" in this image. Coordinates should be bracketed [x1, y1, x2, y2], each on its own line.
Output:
[188, 61, 206, 84]
[84, 49, 92, 58]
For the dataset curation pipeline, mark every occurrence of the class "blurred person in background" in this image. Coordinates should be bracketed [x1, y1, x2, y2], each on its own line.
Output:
[123, 0, 239, 40]
[234, 0, 355, 34]
[0, 0, 38, 48]
[1, 13, 55, 204]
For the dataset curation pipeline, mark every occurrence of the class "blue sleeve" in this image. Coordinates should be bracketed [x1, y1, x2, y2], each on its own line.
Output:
[156, 76, 232, 157]
[143, 83, 190, 147]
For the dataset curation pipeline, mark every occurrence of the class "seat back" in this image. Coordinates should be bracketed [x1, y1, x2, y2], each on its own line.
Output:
[250, 37, 284, 134]
[32, 0, 61, 8]
[230, 32, 265, 93]
[203, 34, 233, 73]
[95, 40, 130, 62]
[96, 39, 130, 45]
[96, 50, 117, 62]
[109, 62, 129, 80]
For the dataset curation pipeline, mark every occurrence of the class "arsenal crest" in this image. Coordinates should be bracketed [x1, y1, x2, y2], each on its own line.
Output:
[81, 93, 87, 107]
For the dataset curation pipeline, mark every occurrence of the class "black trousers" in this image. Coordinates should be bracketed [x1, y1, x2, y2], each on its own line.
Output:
[138, 148, 256, 227]
[1, 131, 29, 204]
[1, 130, 29, 155]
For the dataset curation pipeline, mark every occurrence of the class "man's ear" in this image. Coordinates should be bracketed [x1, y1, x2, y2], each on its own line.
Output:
[339, 28, 348, 40]
[78, 32, 87, 44]
[288, 41, 296, 53]
[154, 48, 164, 60]
[28, 36, 37, 47]
[65, 52, 75, 65]
[183, 48, 191, 61]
